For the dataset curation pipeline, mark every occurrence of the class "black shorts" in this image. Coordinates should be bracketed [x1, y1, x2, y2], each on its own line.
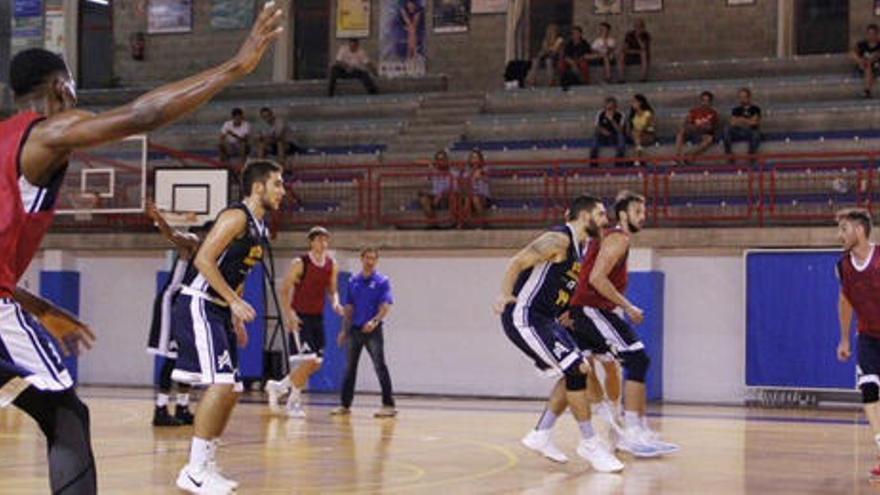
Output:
[501, 305, 585, 377]
[857, 64, 880, 77]
[571, 306, 644, 358]
[290, 314, 325, 363]
[858, 333, 880, 389]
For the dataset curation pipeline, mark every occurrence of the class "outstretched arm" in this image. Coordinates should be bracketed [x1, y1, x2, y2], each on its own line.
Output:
[146, 200, 200, 259]
[493, 232, 569, 313]
[23, 2, 283, 181]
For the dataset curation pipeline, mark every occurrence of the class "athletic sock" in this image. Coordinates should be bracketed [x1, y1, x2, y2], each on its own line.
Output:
[188, 437, 213, 469]
[156, 393, 169, 408]
[535, 409, 558, 431]
[624, 411, 640, 430]
[177, 393, 190, 408]
[579, 421, 595, 440]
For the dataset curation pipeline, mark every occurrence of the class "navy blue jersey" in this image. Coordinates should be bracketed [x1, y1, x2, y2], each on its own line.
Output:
[511, 224, 583, 319]
[183, 203, 268, 301]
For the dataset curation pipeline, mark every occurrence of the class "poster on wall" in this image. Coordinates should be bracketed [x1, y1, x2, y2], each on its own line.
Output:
[337, 0, 371, 38]
[210, 0, 254, 30]
[876, 0, 880, 16]
[148, 0, 193, 34]
[433, 0, 470, 33]
[44, 6, 65, 54]
[14, 0, 42, 18]
[593, 0, 622, 15]
[472, 0, 507, 14]
[633, 0, 662, 13]
[379, 0, 427, 78]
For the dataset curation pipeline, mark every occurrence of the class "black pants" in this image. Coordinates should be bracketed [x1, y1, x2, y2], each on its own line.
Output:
[328, 65, 378, 96]
[340, 324, 394, 408]
[12, 385, 97, 494]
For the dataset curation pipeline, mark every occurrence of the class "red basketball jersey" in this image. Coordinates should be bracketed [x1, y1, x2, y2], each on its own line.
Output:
[0, 111, 62, 298]
[571, 227, 629, 310]
[838, 246, 880, 338]
[291, 254, 334, 315]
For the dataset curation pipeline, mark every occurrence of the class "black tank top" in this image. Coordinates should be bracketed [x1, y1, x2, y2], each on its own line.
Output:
[511, 223, 583, 319]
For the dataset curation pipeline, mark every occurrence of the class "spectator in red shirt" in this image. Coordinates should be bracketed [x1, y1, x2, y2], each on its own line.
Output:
[615, 19, 651, 83]
[675, 91, 720, 164]
[852, 24, 880, 98]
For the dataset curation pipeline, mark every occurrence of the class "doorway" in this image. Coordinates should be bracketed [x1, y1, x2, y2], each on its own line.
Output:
[78, 0, 114, 88]
[795, 0, 849, 55]
[294, 0, 330, 80]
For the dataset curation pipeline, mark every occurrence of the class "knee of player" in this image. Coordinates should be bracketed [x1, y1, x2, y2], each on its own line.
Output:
[861, 380, 880, 404]
[564, 369, 588, 392]
[623, 350, 650, 383]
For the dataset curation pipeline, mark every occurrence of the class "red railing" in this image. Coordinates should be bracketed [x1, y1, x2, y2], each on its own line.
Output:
[51, 146, 880, 232]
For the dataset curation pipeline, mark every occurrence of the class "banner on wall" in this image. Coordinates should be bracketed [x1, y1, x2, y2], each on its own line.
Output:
[432, 0, 469, 33]
[12, 0, 44, 55]
[148, 0, 193, 34]
[379, 0, 426, 78]
[210, 0, 254, 30]
[472, 0, 507, 14]
[44, 6, 64, 54]
[14, 0, 42, 18]
[337, 0, 371, 38]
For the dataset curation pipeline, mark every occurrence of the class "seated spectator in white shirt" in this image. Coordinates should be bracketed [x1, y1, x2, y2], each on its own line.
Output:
[256, 107, 302, 162]
[590, 22, 616, 83]
[218, 108, 250, 163]
[329, 39, 378, 97]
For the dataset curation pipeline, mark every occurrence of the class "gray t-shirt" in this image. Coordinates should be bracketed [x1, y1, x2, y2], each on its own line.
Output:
[258, 117, 293, 142]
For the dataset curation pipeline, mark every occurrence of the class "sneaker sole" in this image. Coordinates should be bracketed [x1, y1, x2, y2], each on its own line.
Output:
[576, 449, 624, 473]
[521, 439, 568, 464]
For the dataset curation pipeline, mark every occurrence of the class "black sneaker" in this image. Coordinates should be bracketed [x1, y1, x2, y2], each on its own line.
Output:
[152, 406, 182, 427]
[174, 405, 195, 425]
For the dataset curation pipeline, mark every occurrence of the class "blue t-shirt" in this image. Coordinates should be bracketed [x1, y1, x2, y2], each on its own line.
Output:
[343, 271, 394, 327]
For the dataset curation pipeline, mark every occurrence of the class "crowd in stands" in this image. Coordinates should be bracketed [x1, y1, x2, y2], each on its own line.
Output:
[217, 107, 304, 165]
[417, 149, 492, 227]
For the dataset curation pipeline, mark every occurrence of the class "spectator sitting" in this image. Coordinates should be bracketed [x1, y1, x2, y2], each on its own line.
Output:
[675, 91, 720, 164]
[463, 148, 491, 225]
[218, 107, 251, 163]
[616, 18, 651, 83]
[328, 39, 378, 97]
[625, 93, 656, 165]
[528, 23, 564, 87]
[851, 24, 880, 98]
[256, 107, 302, 162]
[559, 26, 598, 90]
[722, 87, 762, 160]
[590, 96, 626, 166]
[418, 150, 460, 220]
[590, 22, 616, 83]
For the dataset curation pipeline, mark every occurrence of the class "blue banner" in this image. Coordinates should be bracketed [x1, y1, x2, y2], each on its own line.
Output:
[14, 0, 42, 18]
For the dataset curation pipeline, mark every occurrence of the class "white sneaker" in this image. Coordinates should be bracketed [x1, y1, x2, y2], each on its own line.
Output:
[616, 427, 661, 458]
[176, 465, 234, 494]
[640, 427, 680, 454]
[521, 429, 569, 463]
[286, 401, 306, 418]
[207, 460, 239, 490]
[264, 380, 287, 414]
[577, 436, 625, 473]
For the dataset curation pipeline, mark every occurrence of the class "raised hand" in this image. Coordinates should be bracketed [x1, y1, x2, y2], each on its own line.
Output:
[233, 1, 285, 75]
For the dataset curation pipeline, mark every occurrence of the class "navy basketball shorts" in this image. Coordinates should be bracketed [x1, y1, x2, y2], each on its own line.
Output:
[502, 304, 586, 377]
[146, 289, 178, 359]
[0, 297, 73, 406]
[171, 294, 241, 391]
[572, 306, 645, 360]
[289, 314, 325, 364]
[857, 333, 880, 391]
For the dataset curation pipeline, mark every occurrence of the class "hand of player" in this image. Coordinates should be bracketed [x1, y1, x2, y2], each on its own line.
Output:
[284, 312, 302, 333]
[232, 1, 284, 75]
[558, 310, 574, 330]
[230, 298, 257, 323]
[578, 357, 593, 376]
[493, 294, 517, 315]
[233, 317, 249, 349]
[332, 302, 345, 316]
[624, 304, 645, 325]
[337, 330, 348, 347]
[39, 307, 95, 356]
[837, 340, 852, 362]
[145, 199, 161, 223]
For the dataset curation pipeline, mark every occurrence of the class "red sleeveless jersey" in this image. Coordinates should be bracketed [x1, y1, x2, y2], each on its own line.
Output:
[291, 254, 334, 315]
[837, 246, 880, 338]
[570, 227, 629, 310]
[0, 111, 57, 298]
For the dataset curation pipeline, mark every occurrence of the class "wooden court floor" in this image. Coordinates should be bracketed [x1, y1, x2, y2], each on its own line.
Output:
[2, 387, 880, 494]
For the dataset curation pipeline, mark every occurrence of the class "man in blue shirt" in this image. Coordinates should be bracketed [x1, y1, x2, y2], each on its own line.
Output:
[332, 247, 396, 417]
